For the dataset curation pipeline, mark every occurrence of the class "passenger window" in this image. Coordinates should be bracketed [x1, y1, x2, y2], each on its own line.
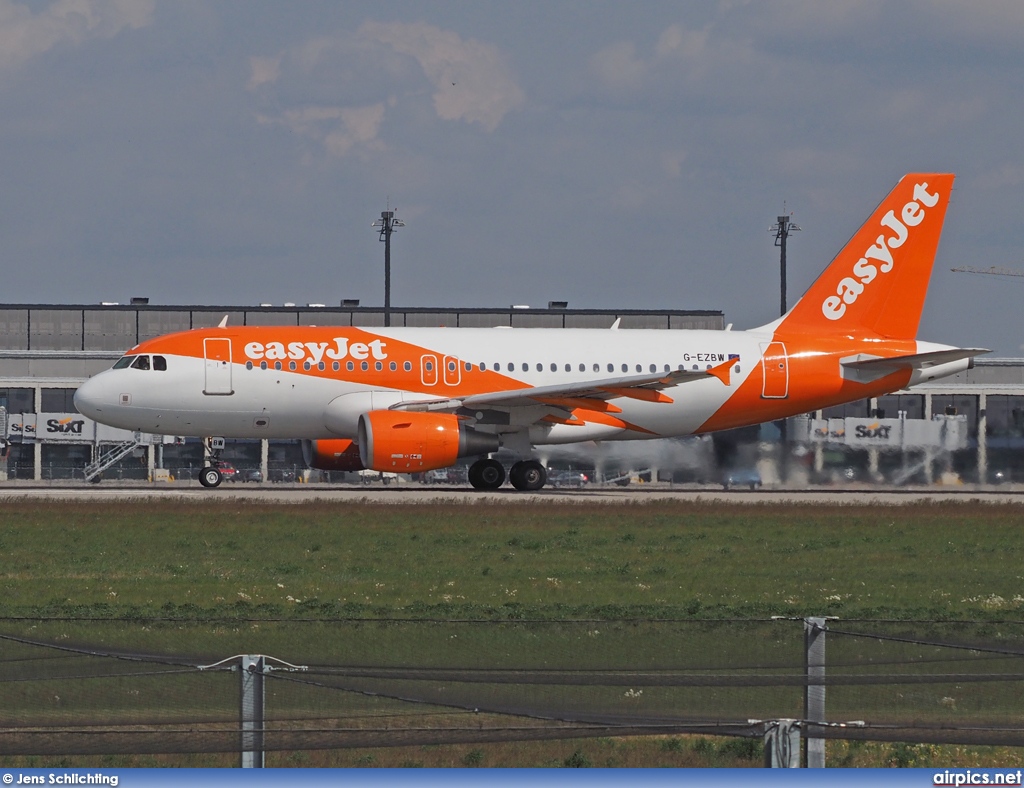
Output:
[275, 361, 282, 371]
[319, 361, 326, 371]
[245, 361, 253, 370]
[579, 363, 585, 372]
[564, 364, 570, 372]
[621, 364, 628, 373]
[390, 361, 398, 371]
[649, 364, 656, 373]
[361, 361, 369, 371]
[333, 361, 340, 371]
[375, 361, 383, 371]
[536, 363, 543, 372]
[607, 363, 613, 373]
[289, 361, 297, 371]
[261, 361, 268, 370]
[131, 355, 151, 371]
[507, 363, 514, 372]
[113, 355, 136, 370]
[404, 361, 412, 372]
[347, 361, 354, 371]
[153, 355, 167, 371]
[522, 363, 529, 372]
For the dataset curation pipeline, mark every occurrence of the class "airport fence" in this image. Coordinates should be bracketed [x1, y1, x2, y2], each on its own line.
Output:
[0, 617, 1022, 763]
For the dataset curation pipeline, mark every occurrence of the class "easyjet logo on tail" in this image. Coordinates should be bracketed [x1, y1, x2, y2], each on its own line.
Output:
[821, 181, 941, 321]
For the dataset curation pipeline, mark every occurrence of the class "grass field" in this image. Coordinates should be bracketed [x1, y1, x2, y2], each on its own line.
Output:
[0, 498, 1021, 621]
[1, 497, 1022, 768]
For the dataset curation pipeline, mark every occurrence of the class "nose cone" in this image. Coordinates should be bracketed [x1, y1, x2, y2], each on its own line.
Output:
[73, 376, 108, 421]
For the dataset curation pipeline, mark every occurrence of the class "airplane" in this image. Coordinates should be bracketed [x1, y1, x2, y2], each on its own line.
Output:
[74, 173, 986, 490]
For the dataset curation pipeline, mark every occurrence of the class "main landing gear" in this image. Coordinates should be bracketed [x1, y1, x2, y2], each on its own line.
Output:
[467, 458, 547, 491]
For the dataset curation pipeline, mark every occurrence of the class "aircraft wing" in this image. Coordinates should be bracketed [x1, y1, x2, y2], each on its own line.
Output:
[392, 356, 736, 414]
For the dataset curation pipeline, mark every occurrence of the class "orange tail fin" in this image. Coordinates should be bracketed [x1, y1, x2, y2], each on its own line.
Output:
[778, 173, 954, 340]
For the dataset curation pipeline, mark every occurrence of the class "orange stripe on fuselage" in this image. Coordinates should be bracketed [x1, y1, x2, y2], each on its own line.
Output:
[132, 327, 529, 400]
[697, 335, 915, 434]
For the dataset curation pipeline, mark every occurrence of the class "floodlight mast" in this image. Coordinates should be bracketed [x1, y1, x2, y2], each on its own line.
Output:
[770, 213, 801, 317]
[371, 209, 405, 327]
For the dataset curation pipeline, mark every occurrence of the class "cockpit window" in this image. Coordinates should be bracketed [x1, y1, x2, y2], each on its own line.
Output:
[153, 355, 167, 371]
[113, 355, 136, 369]
[131, 355, 151, 371]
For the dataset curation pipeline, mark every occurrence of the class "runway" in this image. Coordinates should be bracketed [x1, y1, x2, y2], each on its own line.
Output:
[2, 481, 1023, 504]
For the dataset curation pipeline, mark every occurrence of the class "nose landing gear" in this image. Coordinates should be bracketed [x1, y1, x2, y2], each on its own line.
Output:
[198, 436, 226, 488]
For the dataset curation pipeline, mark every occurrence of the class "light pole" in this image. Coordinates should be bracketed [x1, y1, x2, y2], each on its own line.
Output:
[371, 209, 404, 327]
[769, 211, 800, 484]
[770, 213, 801, 316]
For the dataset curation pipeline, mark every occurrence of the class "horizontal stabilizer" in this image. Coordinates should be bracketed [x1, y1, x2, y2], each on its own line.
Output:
[841, 347, 989, 372]
[840, 347, 988, 385]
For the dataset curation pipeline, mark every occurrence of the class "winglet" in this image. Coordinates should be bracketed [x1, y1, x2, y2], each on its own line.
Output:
[218, 315, 229, 328]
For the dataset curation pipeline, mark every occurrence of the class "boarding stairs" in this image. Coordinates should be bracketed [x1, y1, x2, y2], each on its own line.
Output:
[83, 433, 147, 482]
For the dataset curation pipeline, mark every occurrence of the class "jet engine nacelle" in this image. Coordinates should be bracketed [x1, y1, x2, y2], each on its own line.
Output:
[357, 410, 500, 473]
[301, 438, 366, 471]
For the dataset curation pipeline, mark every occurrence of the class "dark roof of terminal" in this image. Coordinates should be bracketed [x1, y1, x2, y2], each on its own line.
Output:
[0, 303, 721, 315]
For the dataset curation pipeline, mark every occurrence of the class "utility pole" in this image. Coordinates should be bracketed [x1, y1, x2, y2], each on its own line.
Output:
[770, 213, 801, 316]
[371, 209, 405, 327]
[769, 211, 799, 483]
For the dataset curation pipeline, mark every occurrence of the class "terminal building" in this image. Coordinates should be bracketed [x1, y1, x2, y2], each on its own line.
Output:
[0, 301, 1020, 485]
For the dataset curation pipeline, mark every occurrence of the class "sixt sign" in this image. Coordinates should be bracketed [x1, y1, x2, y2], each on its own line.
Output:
[46, 416, 85, 435]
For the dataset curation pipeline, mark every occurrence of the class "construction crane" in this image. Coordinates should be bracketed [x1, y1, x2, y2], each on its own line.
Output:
[951, 265, 1024, 277]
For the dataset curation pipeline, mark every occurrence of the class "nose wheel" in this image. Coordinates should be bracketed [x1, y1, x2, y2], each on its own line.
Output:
[199, 466, 223, 488]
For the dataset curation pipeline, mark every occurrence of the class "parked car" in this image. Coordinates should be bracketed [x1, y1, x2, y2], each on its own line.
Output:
[548, 470, 589, 488]
[722, 468, 761, 490]
[238, 468, 263, 483]
[212, 461, 237, 481]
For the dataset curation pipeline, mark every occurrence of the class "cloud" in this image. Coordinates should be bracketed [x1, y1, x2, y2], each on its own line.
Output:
[247, 54, 281, 90]
[0, 0, 154, 71]
[360, 20, 525, 132]
[258, 103, 386, 158]
[590, 23, 713, 93]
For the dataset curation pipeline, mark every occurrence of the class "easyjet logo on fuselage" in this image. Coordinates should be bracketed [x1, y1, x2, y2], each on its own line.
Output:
[821, 181, 941, 321]
[244, 338, 388, 364]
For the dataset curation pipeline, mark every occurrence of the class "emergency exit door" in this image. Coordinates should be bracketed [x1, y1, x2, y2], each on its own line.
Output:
[760, 342, 789, 399]
[204, 337, 234, 395]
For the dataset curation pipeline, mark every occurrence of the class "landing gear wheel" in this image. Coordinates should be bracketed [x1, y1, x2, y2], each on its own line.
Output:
[468, 458, 505, 490]
[199, 466, 223, 488]
[509, 460, 547, 491]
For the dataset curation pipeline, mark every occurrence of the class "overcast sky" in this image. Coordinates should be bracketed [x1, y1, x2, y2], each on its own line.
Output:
[2, 1, 1024, 355]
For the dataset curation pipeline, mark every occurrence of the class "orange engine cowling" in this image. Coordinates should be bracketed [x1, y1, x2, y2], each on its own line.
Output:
[301, 438, 366, 471]
[358, 410, 499, 472]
